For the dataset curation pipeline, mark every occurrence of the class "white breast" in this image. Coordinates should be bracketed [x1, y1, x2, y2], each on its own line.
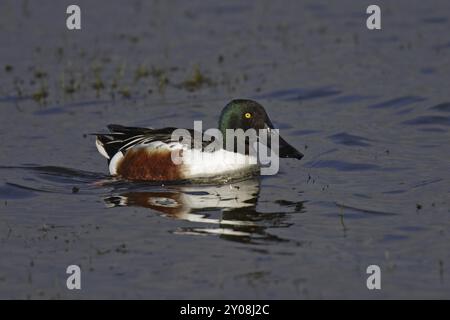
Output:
[181, 148, 259, 180]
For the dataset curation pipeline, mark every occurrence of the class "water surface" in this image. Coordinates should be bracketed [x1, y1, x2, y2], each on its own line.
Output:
[0, 0, 449, 299]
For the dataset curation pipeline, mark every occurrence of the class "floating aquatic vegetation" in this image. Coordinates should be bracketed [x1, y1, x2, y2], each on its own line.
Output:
[134, 64, 150, 81]
[111, 62, 127, 90]
[64, 78, 79, 94]
[118, 33, 140, 44]
[158, 73, 169, 93]
[150, 66, 165, 79]
[92, 76, 105, 94]
[182, 65, 212, 91]
[60, 70, 80, 95]
[118, 87, 131, 98]
[111, 79, 118, 90]
[91, 64, 105, 96]
[148, 67, 169, 93]
[32, 86, 49, 103]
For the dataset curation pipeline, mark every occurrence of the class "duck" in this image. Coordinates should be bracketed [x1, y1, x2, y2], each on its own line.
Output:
[94, 99, 303, 182]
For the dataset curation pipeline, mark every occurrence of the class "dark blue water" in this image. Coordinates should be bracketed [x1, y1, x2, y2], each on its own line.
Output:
[0, 0, 449, 299]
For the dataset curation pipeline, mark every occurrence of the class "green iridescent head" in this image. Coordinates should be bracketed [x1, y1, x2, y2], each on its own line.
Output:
[218, 99, 303, 159]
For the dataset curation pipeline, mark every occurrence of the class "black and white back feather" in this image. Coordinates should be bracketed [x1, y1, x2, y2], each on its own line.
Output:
[94, 124, 212, 163]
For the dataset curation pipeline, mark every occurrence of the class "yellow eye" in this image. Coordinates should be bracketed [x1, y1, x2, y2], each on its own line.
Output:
[244, 112, 252, 119]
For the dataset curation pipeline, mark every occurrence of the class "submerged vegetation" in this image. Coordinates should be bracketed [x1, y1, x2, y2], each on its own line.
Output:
[92, 76, 105, 96]
[134, 64, 150, 82]
[32, 86, 49, 103]
[182, 65, 213, 91]
[61, 76, 80, 95]
[118, 87, 131, 99]
[3, 47, 220, 106]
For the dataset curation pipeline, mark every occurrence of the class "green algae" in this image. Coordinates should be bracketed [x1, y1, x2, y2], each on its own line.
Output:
[182, 65, 212, 91]
[32, 86, 48, 103]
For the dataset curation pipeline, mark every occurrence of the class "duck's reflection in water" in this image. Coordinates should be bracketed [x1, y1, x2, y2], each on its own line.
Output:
[104, 178, 304, 244]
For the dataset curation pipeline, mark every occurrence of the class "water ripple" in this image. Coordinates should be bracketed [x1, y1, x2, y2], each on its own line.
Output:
[403, 115, 450, 126]
[430, 102, 450, 112]
[254, 87, 341, 101]
[368, 96, 426, 109]
[328, 132, 372, 147]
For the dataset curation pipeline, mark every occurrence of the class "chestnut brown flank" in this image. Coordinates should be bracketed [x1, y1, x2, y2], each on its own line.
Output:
[117, 148, 184, 181]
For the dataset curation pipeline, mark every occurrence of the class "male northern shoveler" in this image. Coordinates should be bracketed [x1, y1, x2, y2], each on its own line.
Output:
[95, 99, 303, 182]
